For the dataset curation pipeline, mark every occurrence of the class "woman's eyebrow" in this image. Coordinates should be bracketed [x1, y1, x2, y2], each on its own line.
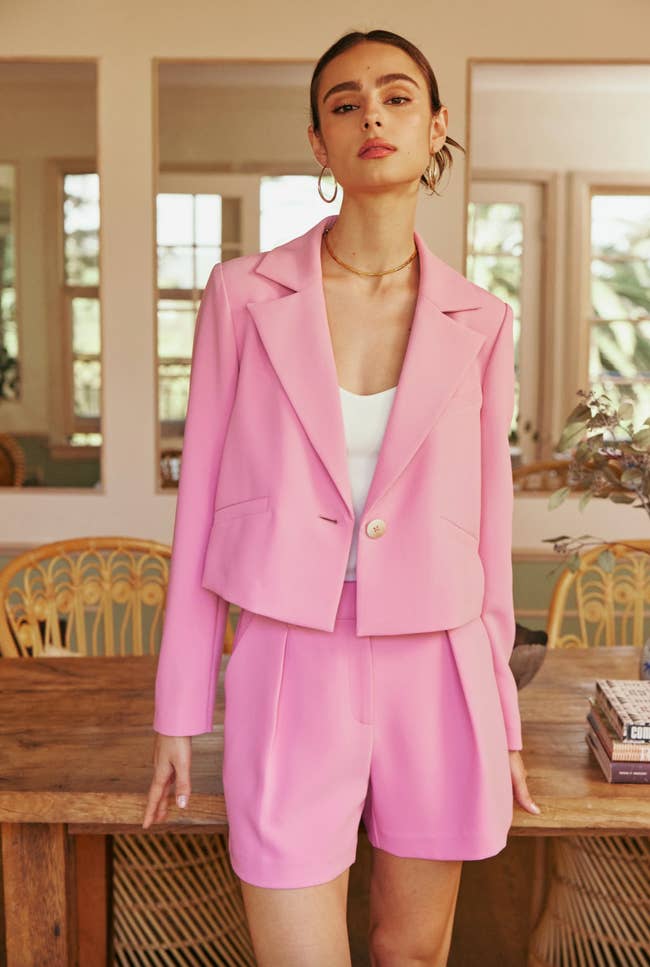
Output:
[322, 73, 420, 104]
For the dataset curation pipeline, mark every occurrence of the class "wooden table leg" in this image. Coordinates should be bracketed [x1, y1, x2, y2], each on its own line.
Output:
[75, 834, 109, 966]
[1, 823, 75, 967]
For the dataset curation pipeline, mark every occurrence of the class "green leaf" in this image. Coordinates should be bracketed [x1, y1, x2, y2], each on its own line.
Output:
[610, 492, 637, 504]
[567, 402, 592, 422]
[630, 426, 650, 449]
[618, 400, 634, 422]
[557, 421, 588, 451]
[548, 486, 571, 509]
[578, 491, 594, 511]
[620, 468, 643, 487]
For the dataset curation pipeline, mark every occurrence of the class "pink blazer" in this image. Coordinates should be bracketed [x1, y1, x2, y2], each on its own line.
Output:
[153, 214, 521, 750]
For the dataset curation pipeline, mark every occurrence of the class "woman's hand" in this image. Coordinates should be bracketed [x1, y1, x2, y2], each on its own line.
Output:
[509, 750, 541, 815]
[142, 732, 192, 829]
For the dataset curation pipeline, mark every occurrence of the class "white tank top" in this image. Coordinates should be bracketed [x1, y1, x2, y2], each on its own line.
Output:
[338, 383, 397, 581]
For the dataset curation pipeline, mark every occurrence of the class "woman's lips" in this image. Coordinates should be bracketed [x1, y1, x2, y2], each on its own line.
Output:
[359, 146, 396, 158]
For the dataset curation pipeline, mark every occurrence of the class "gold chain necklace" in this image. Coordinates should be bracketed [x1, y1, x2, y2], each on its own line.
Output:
[322, 226, 418, 278]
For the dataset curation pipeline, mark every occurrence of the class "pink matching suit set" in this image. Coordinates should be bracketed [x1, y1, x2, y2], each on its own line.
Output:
[153, 214, 523, 889]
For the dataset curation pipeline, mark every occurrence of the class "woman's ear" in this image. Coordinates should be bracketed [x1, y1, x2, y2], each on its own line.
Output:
[307, 125, 328, 169]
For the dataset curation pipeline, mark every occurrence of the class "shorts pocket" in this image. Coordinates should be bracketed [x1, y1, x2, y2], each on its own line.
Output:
[225, 608, 256, 683]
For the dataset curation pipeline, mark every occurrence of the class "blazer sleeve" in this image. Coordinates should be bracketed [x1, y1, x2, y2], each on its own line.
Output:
[478, 301, 523, 752]
[153, 260, 238, 737]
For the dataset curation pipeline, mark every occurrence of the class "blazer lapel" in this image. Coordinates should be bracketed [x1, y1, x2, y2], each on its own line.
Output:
[247, 214, 487, 520]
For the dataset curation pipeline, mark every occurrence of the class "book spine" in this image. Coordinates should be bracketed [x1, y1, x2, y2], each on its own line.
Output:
[594, 688, 627, 741]
[586, 728, 650, 783]
[587, 708, 650, 762]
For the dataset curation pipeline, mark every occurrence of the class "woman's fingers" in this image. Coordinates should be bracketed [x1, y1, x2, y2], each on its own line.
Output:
[142, 734, 192, 829]
[152, 772, 174, 824]
[142, 766, 173, 828]
[174, 739, 192, 809]
[508, 750, 541, 815]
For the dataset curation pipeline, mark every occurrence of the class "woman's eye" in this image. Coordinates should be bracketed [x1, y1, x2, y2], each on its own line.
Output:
[332, 96, 411, 114]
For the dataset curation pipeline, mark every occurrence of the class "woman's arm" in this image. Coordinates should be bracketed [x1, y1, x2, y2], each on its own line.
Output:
[153, 260, 239, 737]
[478, 300, 523, 752]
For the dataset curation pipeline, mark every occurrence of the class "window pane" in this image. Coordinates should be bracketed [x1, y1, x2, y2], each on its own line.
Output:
[195, 195, 221, 245]
[157, 191, 231, 429]
[590, 319, 650, 381]
[159, 362, 190, 422]
[590, 193, 650, 423]
[591, 257, 650, 320]
[467, 202, 522, 256]
[72, 297, 101, 355]
[158, 300, 197, 358]
[64, 173, 100, 286]
[157, 194, 195, 246]
[157, 245, 195, 289]
[466, 201, 523, 437]
[157, 193, 226, 288]
[73, 357, 101, 418]
[0, 164, 18, 399]
[591, 195, 650, 259]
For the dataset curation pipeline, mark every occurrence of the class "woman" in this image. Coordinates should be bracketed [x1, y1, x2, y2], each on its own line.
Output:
[143, 28, 541, 967]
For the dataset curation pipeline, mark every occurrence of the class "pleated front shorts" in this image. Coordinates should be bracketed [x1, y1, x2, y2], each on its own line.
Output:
[222, 579, 514, 890]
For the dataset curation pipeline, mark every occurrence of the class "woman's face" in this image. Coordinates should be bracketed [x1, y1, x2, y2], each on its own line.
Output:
[308, 41, 448, 197]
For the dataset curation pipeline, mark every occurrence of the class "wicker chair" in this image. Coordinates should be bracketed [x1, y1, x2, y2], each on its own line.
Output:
[512, 459, 574, 493]
[0, 536, 256, 965]
[528, 540, 650, 967]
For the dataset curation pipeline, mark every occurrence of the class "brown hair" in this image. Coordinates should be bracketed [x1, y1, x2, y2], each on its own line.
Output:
[309, 29, 465, 196]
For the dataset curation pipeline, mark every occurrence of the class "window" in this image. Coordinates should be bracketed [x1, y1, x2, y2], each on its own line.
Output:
[157, 190, 242, 432]
[0, 164, 18, 402]
[63, 172, 101, 445]
[467, 180, 546, 466]
[589, 192, 650, 422]
[466, 199, 523, 436]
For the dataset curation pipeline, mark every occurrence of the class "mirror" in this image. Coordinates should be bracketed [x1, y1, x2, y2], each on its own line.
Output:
[468, 62, 650, 471]
[0, 60, 100, 488]
[155, 61, 342, 489]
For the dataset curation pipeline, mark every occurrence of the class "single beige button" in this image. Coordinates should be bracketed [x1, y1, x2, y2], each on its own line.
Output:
[366, 518, 386, 538]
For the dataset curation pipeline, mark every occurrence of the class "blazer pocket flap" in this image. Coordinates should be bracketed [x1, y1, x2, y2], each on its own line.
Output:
[438, 513, 479, 544]
[213, 495, 270, 521]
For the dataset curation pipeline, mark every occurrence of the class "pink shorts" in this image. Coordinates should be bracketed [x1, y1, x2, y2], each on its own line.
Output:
[222, 580, 514, 889]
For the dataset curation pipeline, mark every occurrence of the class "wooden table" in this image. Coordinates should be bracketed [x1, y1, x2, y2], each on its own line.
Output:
[1, 647, 648, 966]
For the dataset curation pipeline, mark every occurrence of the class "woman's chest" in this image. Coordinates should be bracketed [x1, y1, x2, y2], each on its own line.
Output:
[322, 280, 417, 396]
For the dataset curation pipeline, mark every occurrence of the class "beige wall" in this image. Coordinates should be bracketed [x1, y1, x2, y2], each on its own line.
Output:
[1, 0, 649, 553]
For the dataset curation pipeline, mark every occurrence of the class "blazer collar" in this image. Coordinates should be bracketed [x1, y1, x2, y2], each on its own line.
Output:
[246, 214, 487, 520]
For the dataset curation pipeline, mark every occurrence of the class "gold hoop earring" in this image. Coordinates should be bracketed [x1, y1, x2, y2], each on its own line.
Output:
[318, 165, 338, 203]
[424, 152, 439, 192]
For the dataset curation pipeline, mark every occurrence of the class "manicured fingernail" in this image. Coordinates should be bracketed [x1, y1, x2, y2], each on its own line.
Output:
[177, 795, 188, 808]
[530, 802, 541, 814]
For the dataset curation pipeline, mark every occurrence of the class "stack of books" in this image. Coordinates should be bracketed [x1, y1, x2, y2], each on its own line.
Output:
[585, 679, 650, 783]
